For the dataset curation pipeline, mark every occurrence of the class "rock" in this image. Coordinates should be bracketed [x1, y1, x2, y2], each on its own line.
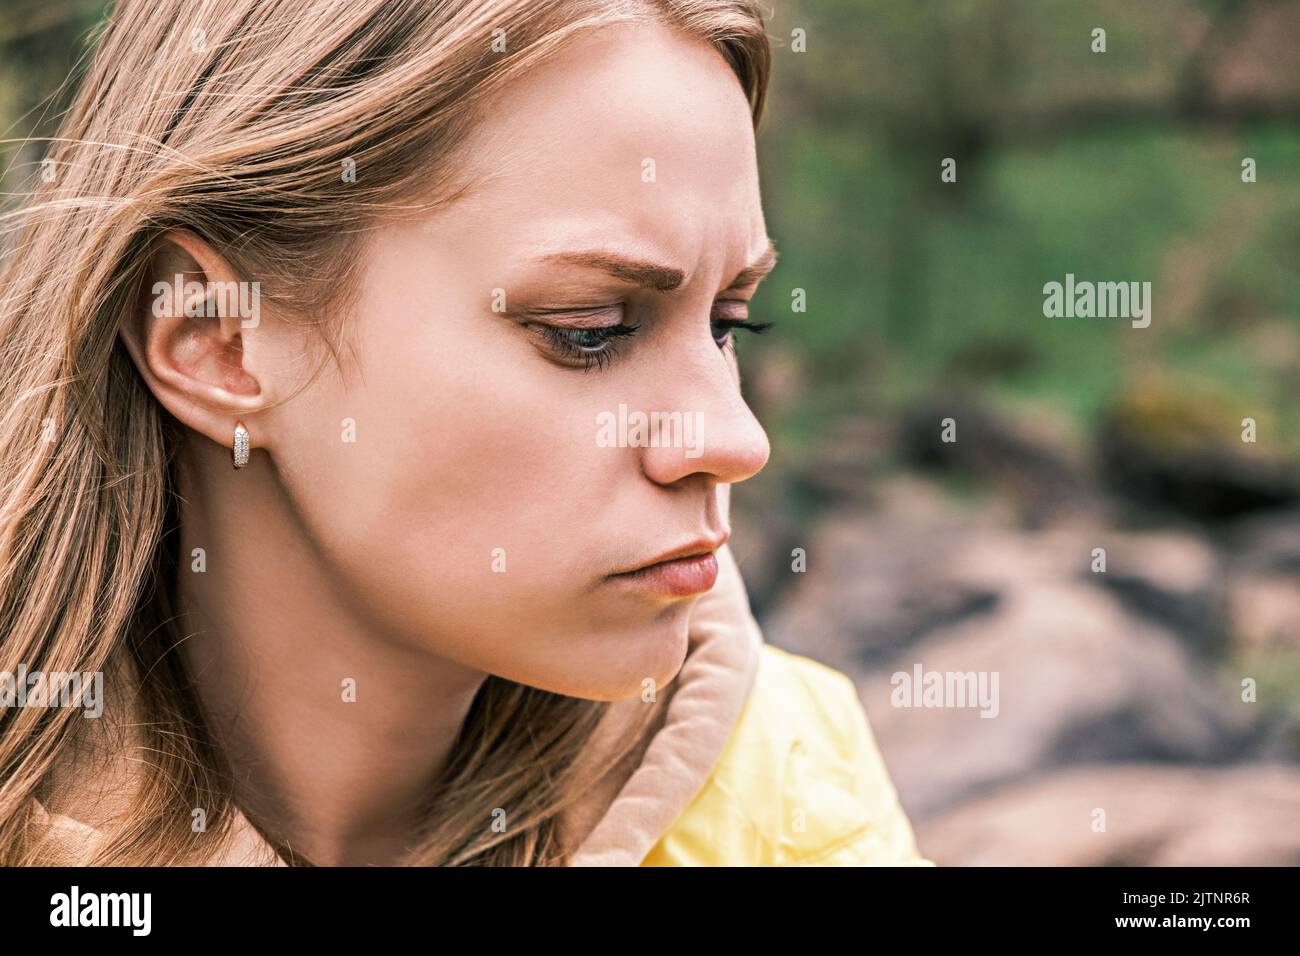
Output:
[857, 581, 1263, 819]
[1227, 575, 1300, 653]
[752, 467, 1295, 838]
[1224, 508, 1300, 574]
[1220, 507, 1300, 656]
[791, 417, 896, 504]
[1092, 530, 1228, 658]
[898, 392, 1097, 526]
[1096, 380, 1299, 520]
[760, 491, 1222, 671]
[915, 763, 1300, 866]
[758, 479, 1011, 672]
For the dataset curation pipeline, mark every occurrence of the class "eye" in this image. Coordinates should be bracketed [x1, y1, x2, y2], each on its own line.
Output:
[535, 322, 640, 370]
[711, 300, 773, 348]
[518, 305, 640, 371]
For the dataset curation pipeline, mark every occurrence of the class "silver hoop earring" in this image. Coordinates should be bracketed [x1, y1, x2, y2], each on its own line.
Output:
[232, 420, 250, 470]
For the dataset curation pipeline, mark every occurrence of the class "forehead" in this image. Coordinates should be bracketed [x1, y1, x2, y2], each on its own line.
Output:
[427, 19, 767, 272]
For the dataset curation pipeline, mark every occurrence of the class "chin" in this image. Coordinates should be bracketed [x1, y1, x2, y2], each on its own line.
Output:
[566, 606, 693, 702]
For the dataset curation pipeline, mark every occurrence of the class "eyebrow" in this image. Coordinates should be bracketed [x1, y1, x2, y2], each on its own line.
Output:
[722, 239, 779, 293]
[533, 238, 778, 294]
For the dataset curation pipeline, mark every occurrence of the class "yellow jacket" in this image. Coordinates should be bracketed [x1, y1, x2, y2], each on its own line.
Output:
[642, 643, 932, 866]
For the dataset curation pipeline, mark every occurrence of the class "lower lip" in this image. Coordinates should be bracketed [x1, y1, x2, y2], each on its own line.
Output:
[610, 552, 719, 597]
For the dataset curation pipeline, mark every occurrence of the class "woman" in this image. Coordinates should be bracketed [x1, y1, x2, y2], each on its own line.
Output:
[0, 0, 931, 866]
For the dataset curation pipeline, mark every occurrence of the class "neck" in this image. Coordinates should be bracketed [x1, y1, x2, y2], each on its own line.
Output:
[172, 436, 487, 866]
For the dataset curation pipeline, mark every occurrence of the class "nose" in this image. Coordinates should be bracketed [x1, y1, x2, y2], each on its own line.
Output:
[639, 349, 771, 489]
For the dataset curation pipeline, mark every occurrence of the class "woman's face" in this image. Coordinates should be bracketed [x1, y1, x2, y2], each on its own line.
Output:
[262, 21, 772, 700]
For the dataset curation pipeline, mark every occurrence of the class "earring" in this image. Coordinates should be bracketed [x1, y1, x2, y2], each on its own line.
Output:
[232, 420, 250, 470]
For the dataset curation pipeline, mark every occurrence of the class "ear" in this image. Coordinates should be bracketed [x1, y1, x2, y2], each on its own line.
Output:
[120, 229, 273, 458]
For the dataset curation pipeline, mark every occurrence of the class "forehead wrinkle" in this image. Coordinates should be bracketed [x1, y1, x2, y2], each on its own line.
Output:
[723, 238, 778, 292]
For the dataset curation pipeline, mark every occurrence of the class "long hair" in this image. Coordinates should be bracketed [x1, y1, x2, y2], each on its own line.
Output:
[0, 0, 770, 865]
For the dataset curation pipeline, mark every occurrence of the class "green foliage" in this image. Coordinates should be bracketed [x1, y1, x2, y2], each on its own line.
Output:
[753, 0, 1300, 456]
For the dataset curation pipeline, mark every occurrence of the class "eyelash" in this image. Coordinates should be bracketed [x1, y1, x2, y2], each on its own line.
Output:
[536, 322, 640, 371]
[530, 309, 773, 371]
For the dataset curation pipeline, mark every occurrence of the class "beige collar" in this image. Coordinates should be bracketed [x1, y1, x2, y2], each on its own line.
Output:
[31, 556, 763, 866]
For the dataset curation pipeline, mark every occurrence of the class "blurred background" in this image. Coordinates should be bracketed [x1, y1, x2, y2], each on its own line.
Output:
[3, 0, 1298, 864]
[736, 0, 1300, 865]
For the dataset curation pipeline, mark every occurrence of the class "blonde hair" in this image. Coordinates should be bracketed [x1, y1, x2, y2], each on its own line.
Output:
[0, 0, 770, 865]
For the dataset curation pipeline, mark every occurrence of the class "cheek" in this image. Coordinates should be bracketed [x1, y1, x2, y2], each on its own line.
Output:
[275, 304, 634, 646]
[272, 324, 692, 697]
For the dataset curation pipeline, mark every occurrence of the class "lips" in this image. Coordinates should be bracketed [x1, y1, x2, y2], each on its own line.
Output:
[609, 551, 719, 597]
[607, 534, 728, 598]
